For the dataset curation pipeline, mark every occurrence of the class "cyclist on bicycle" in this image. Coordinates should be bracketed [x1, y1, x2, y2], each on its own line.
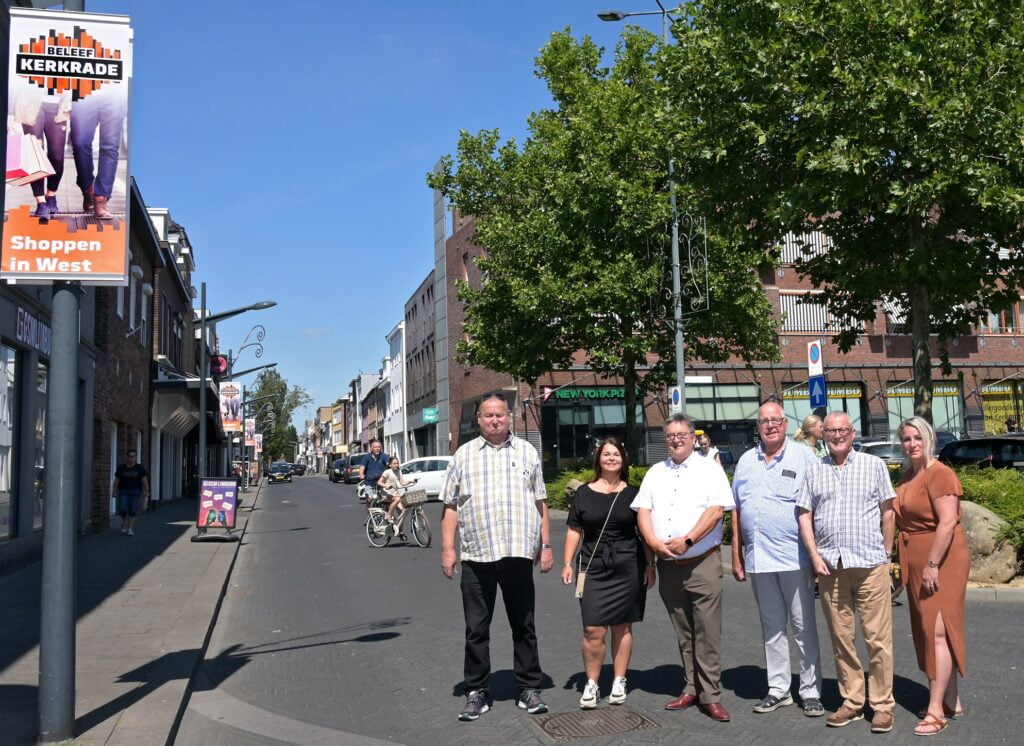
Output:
[378, 456, 416, 527]
[359, 439, 389, 510]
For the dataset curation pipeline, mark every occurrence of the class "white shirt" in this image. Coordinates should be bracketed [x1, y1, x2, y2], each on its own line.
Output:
[631, 453, 735, 559]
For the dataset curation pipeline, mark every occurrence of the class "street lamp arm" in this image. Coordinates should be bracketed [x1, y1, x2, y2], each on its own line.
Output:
[229, 362, 277, 379]
[202, 300, 276, 325]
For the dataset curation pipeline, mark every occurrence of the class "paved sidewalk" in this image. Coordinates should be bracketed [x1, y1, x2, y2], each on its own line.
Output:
[0, 484, 261, 745]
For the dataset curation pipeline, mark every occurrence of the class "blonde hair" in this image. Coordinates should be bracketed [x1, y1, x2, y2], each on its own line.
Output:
[793, 414, 822, 443]
[897, 416, 936, 459]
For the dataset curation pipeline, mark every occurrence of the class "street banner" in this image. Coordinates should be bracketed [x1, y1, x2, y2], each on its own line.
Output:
[3, 8, 133, 285]
[219, 382, 242, 432]
[254, 432, 263, 454]
[245, 417, 255, 447]
[197, 478, 237, 529]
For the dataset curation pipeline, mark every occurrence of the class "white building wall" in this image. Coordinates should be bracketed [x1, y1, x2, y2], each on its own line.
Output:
[383, 322, 406, 461]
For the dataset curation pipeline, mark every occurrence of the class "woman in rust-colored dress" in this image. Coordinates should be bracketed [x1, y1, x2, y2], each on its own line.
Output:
[895, 417, 970, 737]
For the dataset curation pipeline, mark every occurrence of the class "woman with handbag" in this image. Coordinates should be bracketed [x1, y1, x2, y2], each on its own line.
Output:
[11, 84, 71, 218]
[562, 437, 655, 709]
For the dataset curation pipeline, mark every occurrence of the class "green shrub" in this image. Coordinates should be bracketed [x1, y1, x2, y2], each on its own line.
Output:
[955, 466, 1024, 551]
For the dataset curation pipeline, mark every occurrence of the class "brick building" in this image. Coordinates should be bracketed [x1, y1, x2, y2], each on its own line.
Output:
[404, 270, 437, 457]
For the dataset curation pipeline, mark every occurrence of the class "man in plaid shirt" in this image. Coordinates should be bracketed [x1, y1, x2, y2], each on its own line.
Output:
[797, 412, 896, 734]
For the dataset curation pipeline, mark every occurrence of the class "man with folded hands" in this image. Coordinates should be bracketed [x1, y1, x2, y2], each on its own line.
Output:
[632, 413, 735, 723]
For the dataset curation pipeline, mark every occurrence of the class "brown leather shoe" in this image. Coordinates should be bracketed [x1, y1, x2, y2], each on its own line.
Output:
[826, 704, 864, 728]
[871, 711, 894, 733]
[94, 195, 112, 220]
[82, 186, 95, 212]
[700, 702, 731, 722]
[664, 693, 699, 711]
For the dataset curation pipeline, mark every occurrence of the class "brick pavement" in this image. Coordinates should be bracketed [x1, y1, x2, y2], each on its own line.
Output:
[0, 485, 259, 745]
[174, 478, 1022, 745]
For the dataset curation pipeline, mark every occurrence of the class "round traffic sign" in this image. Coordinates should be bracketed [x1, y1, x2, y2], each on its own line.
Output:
[671, 388, 680, 405]
[809, 343, 820, 364]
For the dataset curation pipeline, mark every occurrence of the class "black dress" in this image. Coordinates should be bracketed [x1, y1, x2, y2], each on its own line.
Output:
[566, 484, 647, 626]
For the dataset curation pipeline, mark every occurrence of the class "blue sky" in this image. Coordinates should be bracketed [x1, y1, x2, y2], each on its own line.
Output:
[83, 0, 645, 424]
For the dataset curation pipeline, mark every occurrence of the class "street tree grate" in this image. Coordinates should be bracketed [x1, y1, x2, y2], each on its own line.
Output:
[529, 707, 659, 743]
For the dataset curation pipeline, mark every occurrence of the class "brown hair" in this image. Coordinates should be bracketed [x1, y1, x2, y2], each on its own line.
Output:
[590, 437, 630, 484]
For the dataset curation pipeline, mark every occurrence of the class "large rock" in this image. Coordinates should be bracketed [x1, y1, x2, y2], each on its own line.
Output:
[960, 501, 1018, 584]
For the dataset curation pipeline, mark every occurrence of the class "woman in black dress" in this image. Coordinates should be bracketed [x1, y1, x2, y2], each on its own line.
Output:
[561, 437, 655, 709]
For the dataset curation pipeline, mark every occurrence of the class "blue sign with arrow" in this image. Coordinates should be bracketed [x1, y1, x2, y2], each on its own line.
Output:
[809, 374, 828, 410]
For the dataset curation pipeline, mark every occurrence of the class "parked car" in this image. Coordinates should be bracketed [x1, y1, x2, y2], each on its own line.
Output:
[343, 453, 365, 484]
[716, 449, 736, 476]
[934, 430, 959, 453]
[858, 441, 907, 469]
[268, 462, 292, 484]
[399, 456, 454, 500]
[939, 437, 1024, 470]
[328, 458, 346, 483]
[853, 435, 886, 451]
[291, 463, 307, 476]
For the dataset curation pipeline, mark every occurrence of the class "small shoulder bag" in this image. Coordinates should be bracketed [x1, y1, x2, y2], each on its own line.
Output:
[575, 487, 624, 599]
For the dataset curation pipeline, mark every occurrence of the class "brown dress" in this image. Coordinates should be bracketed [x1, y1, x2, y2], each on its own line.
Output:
[894, 461, 969, 679]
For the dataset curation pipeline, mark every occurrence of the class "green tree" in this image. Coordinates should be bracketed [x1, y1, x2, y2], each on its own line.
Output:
[666, 0, 1024, 422]
[429, 28, 778, 458]
[247, 369, 311, 464]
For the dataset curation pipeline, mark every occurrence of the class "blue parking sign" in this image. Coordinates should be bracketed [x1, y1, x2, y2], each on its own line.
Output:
[809, 375, 828, 409]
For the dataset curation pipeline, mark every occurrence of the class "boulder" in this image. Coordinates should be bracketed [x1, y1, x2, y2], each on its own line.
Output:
[960, 501, 1018, 584]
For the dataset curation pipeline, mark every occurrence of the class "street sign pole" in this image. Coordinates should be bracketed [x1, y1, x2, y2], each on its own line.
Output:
[807, 340, 828, 412]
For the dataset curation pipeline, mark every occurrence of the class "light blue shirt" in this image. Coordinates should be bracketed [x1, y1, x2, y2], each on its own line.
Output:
[732, 439, 818, 573]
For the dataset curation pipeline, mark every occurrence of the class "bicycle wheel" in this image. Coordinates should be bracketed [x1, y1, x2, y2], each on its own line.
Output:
[366, 510, 391, 547]
[410, 507, 431, 548]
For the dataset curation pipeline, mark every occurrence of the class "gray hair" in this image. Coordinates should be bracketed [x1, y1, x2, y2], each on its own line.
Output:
[663, 413, 695, 433]
[897, 416, 936, 458]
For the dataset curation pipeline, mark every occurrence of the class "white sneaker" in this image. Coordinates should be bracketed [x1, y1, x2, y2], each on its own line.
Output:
[579, 679, 599, 710]
[120, 526, 127, 534]
[127, 527, 135, 536]
[609, 677, 627, 705]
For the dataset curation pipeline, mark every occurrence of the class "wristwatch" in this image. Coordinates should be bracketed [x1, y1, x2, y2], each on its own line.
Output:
[541, 543, 552, 549]
[926, 560, 939, 568]
[684, 537, 694, 548]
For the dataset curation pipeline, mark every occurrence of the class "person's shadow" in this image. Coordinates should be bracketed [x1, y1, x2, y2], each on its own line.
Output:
[563, 663, 683, 697]
[451, 670, 556, 702]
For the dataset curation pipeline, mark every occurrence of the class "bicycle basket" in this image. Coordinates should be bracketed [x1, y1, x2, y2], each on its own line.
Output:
[401, 489, 428, 507]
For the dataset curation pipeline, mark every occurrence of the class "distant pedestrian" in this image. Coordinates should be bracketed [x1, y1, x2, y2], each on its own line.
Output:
[633, 414, 735, 723]
[797, 412, 896, 733]
[696, 432, 722, 466]
[112, 449, 149, 536]
[731, 402, 824, 718]
[794, 414, 827, 459]
[1005, 417, 1019, 433]
[561, 437, 654, 710]
[440, 391, 553, 722]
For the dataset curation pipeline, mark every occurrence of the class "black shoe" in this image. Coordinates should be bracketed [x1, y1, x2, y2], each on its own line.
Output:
[458, 690, 490, 721]
[517, 689, 548, 714]
[802, 698, 825, 717]
[753, 693, 794, 713]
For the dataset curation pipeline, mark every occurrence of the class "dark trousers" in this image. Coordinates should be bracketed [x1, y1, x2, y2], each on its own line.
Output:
[460, 557, 543, 693]
[22, 102, 66, 197]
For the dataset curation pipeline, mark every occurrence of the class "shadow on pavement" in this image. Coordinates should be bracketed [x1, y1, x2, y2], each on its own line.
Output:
[0, 684, 37, 745]
[451, 670, 557, 702]
[562, 663, 685, 698]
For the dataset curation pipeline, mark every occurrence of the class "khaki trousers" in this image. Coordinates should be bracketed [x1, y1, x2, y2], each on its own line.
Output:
[818, 561, 894, 713]
[657, 549, 723, 704]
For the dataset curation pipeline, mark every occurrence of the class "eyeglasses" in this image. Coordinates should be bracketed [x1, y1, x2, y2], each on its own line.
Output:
[757, 417, 786, 427]
[665, 431, 694, 442]
[824, 427, 853, 437]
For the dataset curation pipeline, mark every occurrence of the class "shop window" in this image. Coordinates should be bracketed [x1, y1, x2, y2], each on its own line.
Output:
[33, 363, 48, 531]
[685, 383, 760, 423]
[0, 346, 17, 539]
[885, 381, 962, 436]
[981, 381, 1022, 434]
[783, 382, 866, 436]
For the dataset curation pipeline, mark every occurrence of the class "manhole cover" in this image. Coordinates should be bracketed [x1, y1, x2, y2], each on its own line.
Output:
[529, 707, 659, 743]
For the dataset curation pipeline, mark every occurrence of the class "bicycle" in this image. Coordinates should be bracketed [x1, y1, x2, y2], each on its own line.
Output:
[366, 488, 431, 548]
[357, 479, 376, 503]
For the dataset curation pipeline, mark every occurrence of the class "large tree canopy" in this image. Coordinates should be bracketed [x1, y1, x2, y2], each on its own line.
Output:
[247, 369, 311, 463]
[429, 28, 778, 456]
[667, 0, 1024, 421]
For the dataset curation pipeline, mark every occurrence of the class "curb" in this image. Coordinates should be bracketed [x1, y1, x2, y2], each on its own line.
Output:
[165, 481, 264, 745]
[965, 584, 1024, 603]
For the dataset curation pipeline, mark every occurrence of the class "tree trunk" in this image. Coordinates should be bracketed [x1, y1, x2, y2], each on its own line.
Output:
[910, 282, 933, 424]
[623, 354, 642, 466]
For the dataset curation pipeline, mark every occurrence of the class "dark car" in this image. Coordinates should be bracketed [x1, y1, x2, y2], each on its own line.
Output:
[934, 431, 959, 453]
[717, 449, 736, 476]
[291, 463, 307, 476]
[939, 437, 1024, 470]
[343, 453, 365, 484]
[268, 462, 292, 484]
[859, 441, 908, 469]
[329, 458, 346, 483]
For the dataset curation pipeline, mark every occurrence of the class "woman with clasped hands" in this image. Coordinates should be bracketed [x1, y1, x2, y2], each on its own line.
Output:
[895, 417, 970, 737]
[562, 438, 655, 710]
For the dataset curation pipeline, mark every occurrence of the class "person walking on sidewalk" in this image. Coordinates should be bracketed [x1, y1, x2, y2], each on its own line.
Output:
[561, 437, 654, 710]
[797, 411, 897, 734]
[731, 401, 824, 718]
[440, 391, 554, 722]
[112, 449, 149, 536]
[632, 414, 735, 723]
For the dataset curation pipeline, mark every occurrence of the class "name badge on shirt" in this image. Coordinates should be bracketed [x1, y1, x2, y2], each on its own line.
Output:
[782, 469, 797, 479]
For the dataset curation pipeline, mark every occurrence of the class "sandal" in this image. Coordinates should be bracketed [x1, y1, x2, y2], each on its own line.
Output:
[914, 714, 948, 737]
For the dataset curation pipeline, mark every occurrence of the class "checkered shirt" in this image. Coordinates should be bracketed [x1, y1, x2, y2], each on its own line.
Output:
[797, 449, 896, 569]
[441, 434, 547, 563]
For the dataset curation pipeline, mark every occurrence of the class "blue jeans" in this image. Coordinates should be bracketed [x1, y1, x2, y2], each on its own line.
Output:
[71, 93, 126, 199]
[117, 489, 141, 518]
[21, 102, 67, 197]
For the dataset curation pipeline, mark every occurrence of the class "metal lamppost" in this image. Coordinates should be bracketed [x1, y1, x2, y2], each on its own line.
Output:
[196, 283, 275, 482]
[599, 3, 707, 414]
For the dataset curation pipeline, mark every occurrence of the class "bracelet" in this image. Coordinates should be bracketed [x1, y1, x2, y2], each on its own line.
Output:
[541, 543, 552, 549]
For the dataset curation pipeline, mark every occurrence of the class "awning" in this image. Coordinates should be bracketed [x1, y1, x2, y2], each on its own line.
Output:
[151, 372, 226, 443]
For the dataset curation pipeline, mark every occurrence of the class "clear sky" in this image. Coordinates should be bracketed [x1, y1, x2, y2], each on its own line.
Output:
[82, 0, 646, 425]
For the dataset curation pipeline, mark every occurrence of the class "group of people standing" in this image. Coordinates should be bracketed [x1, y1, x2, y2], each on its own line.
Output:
[439, 393, 969, 737]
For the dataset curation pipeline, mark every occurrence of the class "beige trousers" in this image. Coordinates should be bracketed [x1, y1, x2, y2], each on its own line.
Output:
[818, 561, 894, 713]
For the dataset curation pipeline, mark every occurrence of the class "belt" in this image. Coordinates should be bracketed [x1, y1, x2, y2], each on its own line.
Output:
[660, 545, 718, 567]
[896, 522, 962, 582]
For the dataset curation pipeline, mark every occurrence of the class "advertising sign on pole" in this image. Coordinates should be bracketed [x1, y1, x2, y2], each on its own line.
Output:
[197, 478, 237, 529]
[245, 417, 255, 448]
[219, 382, 242, 432]
[254, 432, 263, 454]
[3, 8, 133, 285]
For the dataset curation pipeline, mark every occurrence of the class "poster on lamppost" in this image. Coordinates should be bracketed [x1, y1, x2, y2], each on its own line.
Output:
[245, 417, 255, 448]
[254, 432, 263, 454]
[197, 478, 237, 529]
[3, 8, 133, 285]
[219, 382, 242, 432]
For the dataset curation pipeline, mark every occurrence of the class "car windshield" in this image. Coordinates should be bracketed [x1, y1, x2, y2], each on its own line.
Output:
[863, 444, 904, 459]
[270, 464, 290, 472]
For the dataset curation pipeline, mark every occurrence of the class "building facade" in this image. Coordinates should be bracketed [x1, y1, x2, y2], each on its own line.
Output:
[383, 322, 406, 461]
[404, 270, 438, 458]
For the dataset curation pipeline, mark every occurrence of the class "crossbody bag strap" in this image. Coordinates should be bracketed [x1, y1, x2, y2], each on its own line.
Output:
[578, 487, 624, 575]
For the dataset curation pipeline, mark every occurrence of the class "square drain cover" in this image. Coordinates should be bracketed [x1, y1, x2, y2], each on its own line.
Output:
[530, 707, 659, 742]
